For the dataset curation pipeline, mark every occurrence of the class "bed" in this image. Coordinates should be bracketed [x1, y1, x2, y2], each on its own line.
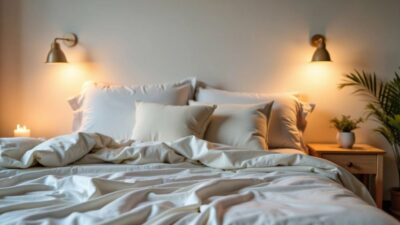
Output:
[0, 133, 397, 225]
[0, 79, 398, 224]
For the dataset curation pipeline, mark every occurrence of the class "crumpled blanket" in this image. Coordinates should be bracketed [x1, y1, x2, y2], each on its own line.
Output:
[0, 133, 397, 225]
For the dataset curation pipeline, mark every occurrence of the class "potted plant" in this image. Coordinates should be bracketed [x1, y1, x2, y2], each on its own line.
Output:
[339, 69, 400, 214]
[330, 115, 363, 148]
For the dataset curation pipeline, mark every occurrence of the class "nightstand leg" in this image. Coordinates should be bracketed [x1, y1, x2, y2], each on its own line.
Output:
[362, 175, 369, 188]
[376, 155, 383, 208]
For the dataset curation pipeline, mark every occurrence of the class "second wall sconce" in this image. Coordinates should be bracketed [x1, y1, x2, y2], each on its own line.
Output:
[310, 34, 331, 62]
[46, 33, 78, 63]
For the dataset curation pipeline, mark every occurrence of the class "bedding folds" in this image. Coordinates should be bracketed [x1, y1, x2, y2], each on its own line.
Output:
[0, 133, 397, 225]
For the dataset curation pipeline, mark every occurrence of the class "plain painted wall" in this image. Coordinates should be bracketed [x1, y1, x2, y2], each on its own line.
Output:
[1, 0, 400, 199]
[0, 0, 21, 137]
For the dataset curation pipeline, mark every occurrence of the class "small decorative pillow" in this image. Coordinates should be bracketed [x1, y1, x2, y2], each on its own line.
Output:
[132, 102, 216, 142]
[190, 101, 273, 150]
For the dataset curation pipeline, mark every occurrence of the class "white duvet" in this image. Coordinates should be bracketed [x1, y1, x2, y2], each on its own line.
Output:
[0, 133, 398, 225]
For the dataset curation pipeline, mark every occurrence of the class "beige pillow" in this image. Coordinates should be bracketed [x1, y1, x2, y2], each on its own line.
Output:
[190, 101, 274, 150]
[196, 87, 311, 151]
[132, 102, 216, 142]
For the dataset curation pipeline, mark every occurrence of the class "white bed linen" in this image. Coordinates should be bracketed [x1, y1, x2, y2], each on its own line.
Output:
[269, 148, 306, 155]
[0, 133, 397, 225]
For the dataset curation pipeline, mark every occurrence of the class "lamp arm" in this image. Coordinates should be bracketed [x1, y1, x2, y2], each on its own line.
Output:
[52, 33, 78, 47]
[54, 37, 73, 42]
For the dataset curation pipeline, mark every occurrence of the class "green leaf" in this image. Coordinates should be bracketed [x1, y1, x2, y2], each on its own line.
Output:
[339, 68, 400, 175]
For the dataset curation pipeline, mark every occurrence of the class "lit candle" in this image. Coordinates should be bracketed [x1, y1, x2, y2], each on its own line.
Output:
[14, 124, 31, 137]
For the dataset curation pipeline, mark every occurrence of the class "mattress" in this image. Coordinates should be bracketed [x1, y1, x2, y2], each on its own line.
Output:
[0, 133, 397, 225]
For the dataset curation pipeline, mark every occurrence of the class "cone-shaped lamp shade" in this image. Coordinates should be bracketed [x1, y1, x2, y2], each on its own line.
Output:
[311, 44, 331, 62]
[46, 42, 67, 63]
[310, 34, 332, 62]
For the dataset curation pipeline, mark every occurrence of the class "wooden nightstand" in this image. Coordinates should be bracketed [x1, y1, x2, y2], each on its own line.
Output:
[308, 143, 385, 208]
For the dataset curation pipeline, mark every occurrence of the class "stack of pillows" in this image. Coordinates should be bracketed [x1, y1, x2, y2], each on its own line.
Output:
[68, 78, 314, 152]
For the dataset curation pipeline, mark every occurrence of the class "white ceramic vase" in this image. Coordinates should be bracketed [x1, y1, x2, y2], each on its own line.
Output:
[336, 132, 355, 148]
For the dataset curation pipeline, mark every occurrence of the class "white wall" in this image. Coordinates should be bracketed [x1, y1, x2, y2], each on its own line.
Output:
[0, 0, 21, 137]
[1, 0, 400, 199]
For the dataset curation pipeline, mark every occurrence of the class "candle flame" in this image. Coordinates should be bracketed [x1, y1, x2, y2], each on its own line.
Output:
[16, 124, 27, 131]
[15, 124, 30, 133]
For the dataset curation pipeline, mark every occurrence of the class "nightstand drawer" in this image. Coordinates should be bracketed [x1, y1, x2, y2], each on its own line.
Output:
[308, 144, 384, 208]
[322, 154, 377, 174]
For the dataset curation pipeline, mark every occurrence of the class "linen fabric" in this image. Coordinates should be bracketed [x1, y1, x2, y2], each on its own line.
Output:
[0, 137, 44, 160]
[132, 102, 216, 142]
[68, 78, 196, 141]
[196, 87, 313, 151]
[0, 133, 397, 225]
[189, 101, 273, 150]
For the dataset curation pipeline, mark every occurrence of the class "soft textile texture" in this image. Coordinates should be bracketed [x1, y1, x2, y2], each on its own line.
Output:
[0, 133, 397, 225]
[68, 78, 196, 140]
[189, 101, 273, 150]
[0, 137, 44, 157]
[196, 87, 313, 151]
[132, 102, 216, 142]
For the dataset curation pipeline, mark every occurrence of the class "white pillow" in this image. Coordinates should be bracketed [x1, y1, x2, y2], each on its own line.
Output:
[190, 101, 274, 150]
[132, 102, 216, 142]
[68, 78, 196, 141]
[196, 87, 314, 151]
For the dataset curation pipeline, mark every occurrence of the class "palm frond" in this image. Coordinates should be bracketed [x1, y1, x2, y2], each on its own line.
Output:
[385, 72, 400, 116]
[339, 70, 400, 116]
[339, 68, 400, 178]
[338, 70, 378, 96]
[374, 126, 395, 144]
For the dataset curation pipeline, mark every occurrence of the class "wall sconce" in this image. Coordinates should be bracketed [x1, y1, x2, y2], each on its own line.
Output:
[46, 33, 78, 63]
[310, 34, 331, 62]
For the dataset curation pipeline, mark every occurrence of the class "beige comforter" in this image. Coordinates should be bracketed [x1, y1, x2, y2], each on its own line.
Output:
[0, 133, 398, 225]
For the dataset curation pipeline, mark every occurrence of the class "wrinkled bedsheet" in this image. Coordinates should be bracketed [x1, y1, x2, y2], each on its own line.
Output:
[0, 133, 398, 225]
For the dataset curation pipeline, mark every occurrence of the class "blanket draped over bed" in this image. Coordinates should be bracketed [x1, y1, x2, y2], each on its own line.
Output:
[0, 133, 397, 225]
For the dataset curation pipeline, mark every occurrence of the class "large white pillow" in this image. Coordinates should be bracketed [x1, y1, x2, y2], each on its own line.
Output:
[190, 101, 274, 150]
[132, 102, 216, 142]
[196, 87, 314, 151]
[68, 78, 196, 141]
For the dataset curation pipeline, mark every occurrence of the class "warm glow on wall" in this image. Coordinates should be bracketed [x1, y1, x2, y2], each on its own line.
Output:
[44, 62, 96, 95]
[59, 63, 95, 88]
[60, 63, 86, 78]
[306, 61, 333, 77]
[304, 62, 335, 85]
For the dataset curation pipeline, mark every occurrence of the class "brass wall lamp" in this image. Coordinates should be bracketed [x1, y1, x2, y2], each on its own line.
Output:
[310, 34, 331, 62]
[46, 33, 78, 63]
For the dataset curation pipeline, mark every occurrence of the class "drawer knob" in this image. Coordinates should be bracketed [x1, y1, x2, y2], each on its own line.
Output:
[347, 162, 353, 168]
